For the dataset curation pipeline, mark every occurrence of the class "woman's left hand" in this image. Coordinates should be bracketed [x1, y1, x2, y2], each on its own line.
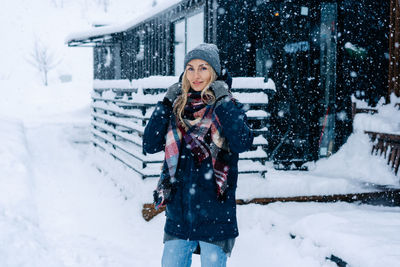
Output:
[211, 81, 229, 101]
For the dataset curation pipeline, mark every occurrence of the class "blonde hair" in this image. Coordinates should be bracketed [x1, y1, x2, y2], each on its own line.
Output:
[173, 68, 218, 129]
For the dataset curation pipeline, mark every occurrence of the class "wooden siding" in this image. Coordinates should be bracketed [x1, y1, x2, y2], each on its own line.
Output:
[93, 0, 249, 80]
[389, 0, 400, 98]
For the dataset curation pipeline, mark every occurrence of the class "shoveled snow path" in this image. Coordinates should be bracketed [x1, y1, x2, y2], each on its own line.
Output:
[25, 122, 164, 266]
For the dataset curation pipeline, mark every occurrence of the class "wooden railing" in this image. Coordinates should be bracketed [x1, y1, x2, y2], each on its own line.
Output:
[365, 131, 400, 176]
[351, 102, 378, 120]
[91, 77, 274, 179]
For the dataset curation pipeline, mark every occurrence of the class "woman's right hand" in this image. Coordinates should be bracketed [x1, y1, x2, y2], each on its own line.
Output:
[164, 82, 182, 103]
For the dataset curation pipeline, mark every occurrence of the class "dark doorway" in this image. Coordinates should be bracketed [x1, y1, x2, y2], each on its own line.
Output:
[252, 2, 322, 167]
[251, 0, 388, 167]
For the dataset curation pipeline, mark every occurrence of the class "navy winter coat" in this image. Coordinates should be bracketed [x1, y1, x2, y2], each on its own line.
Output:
[143, 90, 253, 242]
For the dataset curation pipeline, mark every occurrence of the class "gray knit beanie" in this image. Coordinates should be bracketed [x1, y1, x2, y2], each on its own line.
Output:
[184, 43, 221, 75]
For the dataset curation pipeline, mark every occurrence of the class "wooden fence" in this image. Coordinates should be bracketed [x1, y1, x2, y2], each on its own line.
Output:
[91, 76, 274, 179]
[365, 131, 400, 176]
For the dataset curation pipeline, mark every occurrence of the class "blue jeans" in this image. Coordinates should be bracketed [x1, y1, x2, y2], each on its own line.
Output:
[162, 239, 227, 267]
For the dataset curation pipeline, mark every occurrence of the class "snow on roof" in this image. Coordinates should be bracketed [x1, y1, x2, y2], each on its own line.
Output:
[65, 0, 182, 44]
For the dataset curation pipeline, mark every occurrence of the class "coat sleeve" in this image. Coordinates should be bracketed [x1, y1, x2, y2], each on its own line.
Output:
[143, 99, 173, 154]
[215, 98, 254, 153]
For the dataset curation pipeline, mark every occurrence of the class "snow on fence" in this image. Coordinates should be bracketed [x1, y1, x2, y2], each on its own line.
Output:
[91, 76, 274, 179]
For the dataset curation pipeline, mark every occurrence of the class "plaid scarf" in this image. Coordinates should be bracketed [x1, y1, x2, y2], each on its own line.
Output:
[154, 91, 230, 209]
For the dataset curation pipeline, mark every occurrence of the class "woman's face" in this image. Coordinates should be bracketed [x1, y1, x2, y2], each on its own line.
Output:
[185, 59, 212, 92]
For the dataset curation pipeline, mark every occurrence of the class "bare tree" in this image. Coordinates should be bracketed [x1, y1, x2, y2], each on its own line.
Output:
[97, 0, 109, 12]
[51, 0, 64, 8]
[27, 39, 60, 86]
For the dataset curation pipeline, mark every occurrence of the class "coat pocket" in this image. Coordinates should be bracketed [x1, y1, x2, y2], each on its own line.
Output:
[165, 187, 183, 222]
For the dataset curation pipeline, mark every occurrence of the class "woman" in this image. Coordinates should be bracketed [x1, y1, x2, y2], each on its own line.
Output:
[143, 43, 253, 267]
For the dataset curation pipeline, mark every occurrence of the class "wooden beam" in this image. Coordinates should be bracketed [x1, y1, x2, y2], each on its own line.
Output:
[141, 189, 400, 221]
[142, 203, 165, 221]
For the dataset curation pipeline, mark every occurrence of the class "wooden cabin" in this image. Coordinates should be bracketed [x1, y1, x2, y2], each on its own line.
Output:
[67, 0, 390, 167]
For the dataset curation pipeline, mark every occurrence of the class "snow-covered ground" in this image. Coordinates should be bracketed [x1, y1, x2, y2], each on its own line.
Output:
[1, 111, 400, 266]
[1, 75, 399, 266]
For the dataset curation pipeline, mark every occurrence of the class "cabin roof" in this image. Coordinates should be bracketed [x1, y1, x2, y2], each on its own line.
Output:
[66, 0, 182, 47]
